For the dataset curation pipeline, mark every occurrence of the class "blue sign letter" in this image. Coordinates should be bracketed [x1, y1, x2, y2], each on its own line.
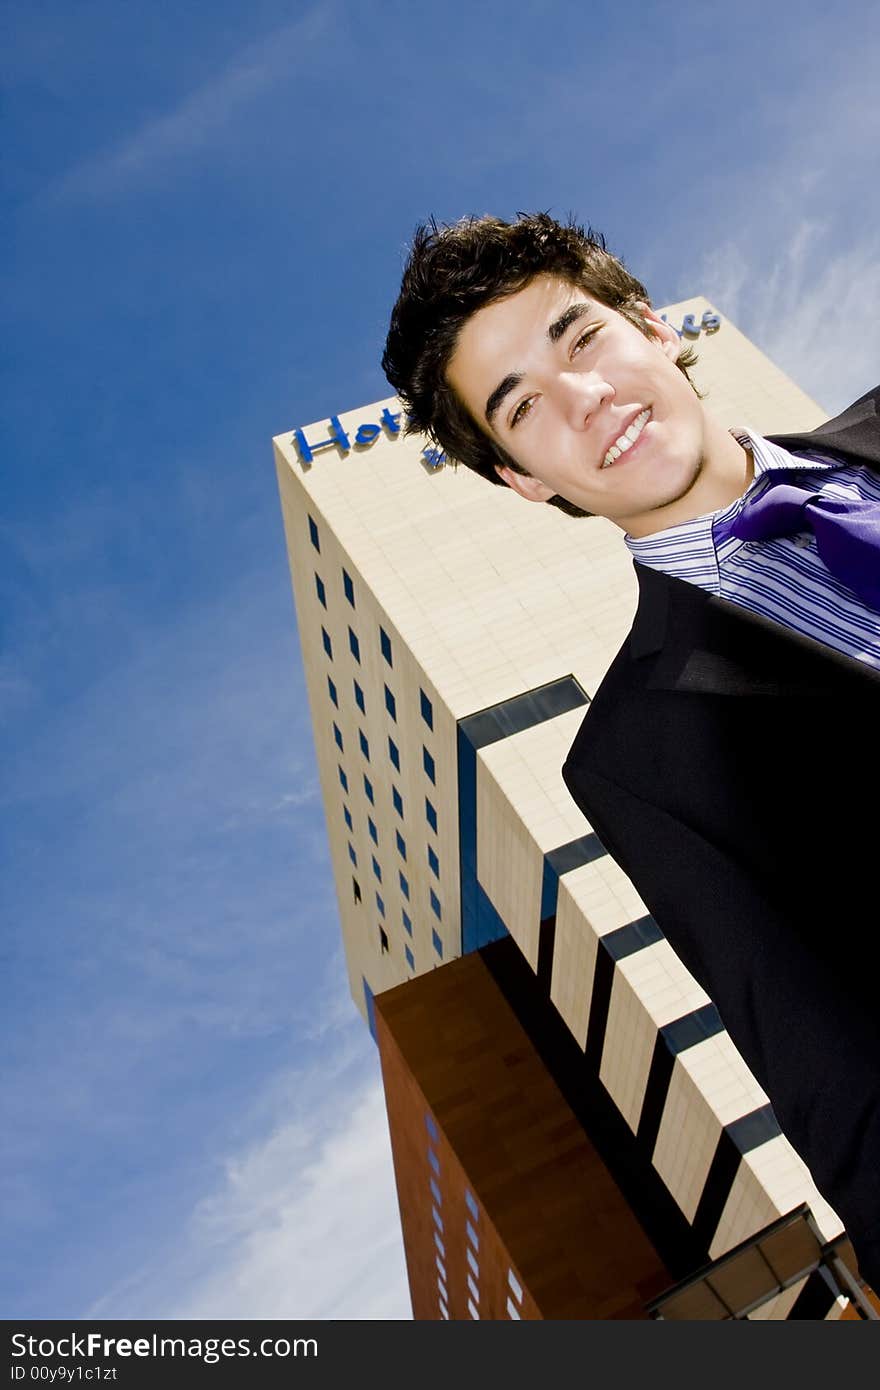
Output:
[293, 416, 352, 466]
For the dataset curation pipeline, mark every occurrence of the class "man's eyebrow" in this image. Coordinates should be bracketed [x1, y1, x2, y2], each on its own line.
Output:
[547, 301, 593, 342]
[485, 372, 523, 428]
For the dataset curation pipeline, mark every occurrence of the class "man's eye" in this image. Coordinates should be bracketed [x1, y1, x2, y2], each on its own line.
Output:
[510, 396, 536, 428]
[571, 326, 599, 357]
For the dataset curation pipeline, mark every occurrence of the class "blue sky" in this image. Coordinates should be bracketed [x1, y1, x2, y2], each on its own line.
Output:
[3, 0, 878, 1319]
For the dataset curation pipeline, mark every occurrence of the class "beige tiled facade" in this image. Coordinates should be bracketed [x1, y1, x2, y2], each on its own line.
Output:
[274, 298, 845, 1313]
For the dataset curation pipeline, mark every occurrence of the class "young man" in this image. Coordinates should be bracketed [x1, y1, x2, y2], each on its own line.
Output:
[382, 213, 880, 1291]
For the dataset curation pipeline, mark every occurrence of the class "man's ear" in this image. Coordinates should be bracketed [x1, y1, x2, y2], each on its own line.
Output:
[495, 463, 555, 503]
[636, 302, 682, 363]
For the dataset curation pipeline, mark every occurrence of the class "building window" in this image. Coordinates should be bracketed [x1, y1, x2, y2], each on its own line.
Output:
[327, 676, 338, 708]
[376, 892, 385, 917]
[425, 798, 437, 832]
[430, 891, 442, 921]
[466, 1221, 479, 1252]
[439, 1300, 449, 1321]
[425, 1113, 438, 1141]
[508, 1269, 523, 1303]
[402, 909, 412, 936]
[399, 871, 409, 900]
[372, 856, 382, 883]
[363, 775, 374, 805]
[314, 573, 327, 608]
[337, 766, 348, 793]
[321, 628, 333, 659]
[429, 1177, 442, 1206]
[467, 1300, 480, 1320]
[384, 685, 397, 720]
[392, 786, 403, 818]
[428, 846, 439, 878]
[396, 830, 407, 860]
[348, 843, 357, 867]
[464, 1189, 479, 1222]
[432, 927, 443, 957]
[506, 1298, 521, 1320]
[359, 730, 370, 761]
[420, 689, 434, 730]
[343, 805, 352, 832]
[423, 747, 436, 783]
[380, 627, 392, 666]
[405, 944, 414, 970]
[435, 1255, 446, 1282]
[379, 927, 389, 953]
[308, 514, 320, 551]
[467, 1274, 479, 1304]
[428, 1147, 440, 1176]
[368, 817, 378, 845]
[353, 681, 365, 714]
[434, 1232, 446, 1259]
[333, 723, 343, 751]
[343, 569, 355, 607]
[352, 877, 361, 904]
[437, 1275, 447, 1302]
[466, 1248, 479, 1280]
[348, 627, 360, 663]
[388, 737, 400, 771]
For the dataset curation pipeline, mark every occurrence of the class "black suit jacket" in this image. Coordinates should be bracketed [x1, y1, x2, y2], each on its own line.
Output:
[562, 385, 880, 1287]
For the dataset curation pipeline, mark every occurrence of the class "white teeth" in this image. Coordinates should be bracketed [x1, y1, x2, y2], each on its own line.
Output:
[601, 408, 650, 468]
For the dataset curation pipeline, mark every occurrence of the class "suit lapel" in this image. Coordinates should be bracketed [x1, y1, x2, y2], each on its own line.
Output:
[629, 562, 880, 696]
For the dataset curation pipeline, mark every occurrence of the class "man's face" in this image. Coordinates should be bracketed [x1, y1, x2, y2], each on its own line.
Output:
[446, 275, 714, 537]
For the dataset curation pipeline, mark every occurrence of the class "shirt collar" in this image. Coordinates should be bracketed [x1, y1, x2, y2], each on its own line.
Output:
[624, 427, 835, 581]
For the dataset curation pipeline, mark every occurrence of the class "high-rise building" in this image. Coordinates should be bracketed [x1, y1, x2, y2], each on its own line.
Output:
[274, 299, 852, 1318]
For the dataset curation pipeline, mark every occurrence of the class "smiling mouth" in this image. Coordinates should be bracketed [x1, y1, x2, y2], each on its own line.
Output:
[600, 408, 651, 468]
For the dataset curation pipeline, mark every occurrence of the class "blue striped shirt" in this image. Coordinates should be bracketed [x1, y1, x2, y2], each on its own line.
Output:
[625, 429, 880, 671]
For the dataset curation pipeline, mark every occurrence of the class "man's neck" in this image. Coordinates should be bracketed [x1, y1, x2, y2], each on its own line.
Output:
[627, 420, 754, 539]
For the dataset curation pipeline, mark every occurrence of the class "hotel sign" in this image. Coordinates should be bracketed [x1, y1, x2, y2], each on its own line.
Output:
[292, 312, 722, 472]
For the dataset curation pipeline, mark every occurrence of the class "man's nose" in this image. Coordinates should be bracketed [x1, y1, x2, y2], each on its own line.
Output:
[557, 372, 613, 429]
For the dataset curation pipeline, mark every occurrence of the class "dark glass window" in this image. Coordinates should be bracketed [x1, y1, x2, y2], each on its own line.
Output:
[399, 871, 409, 900]
[368, 817, 378, 845]
[348, 627, 360, 663]
[425, 798, 437, 832]
[359, 730, 370, 761]
[420, 689, 434, 730]
[396, 831, 406, 860]
[430, 891, 441, 921]
[432, 927, 443, 957]
[352, 877, 361, 904]
[353, 681, 365, 714]
[379, 927, 389, 954]
[314, 574, 326, 608]
[338, 766, 348, 793]
[384, 685, 396, 720]
[428, 846, 439, 878]
[348, 843, 357, 867]
[363, 775, 374, 805]
[376, 892, 385, 917]
[402, 909, 412, 936]
[388, 737, 400, 771]
[372, 856, 382, 883]
[308, 515, 320, 551]
[343, 805, 352, 832]
[333, 723, 343, 751]
[392, 786, 403, 818]
[343, 569, 355, 607]
[327, 676, 338, 708]
[423, 747, 435, 784]
[405, 944, 414, 970]
[321, 628, 333, 659]
[380, 627, 392, 666]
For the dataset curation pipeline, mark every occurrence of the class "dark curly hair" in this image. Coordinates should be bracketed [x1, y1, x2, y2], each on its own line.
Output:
[382, 213, 700, 517]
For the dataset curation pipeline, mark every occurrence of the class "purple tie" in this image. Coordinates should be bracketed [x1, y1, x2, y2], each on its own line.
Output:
[730, 476, 880, 611]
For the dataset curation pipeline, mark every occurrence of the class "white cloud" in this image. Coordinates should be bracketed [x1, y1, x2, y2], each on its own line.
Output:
[87, 1032, 411, 1320]
[697, 221, 880, 415]
[46, 2, 336, 201]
